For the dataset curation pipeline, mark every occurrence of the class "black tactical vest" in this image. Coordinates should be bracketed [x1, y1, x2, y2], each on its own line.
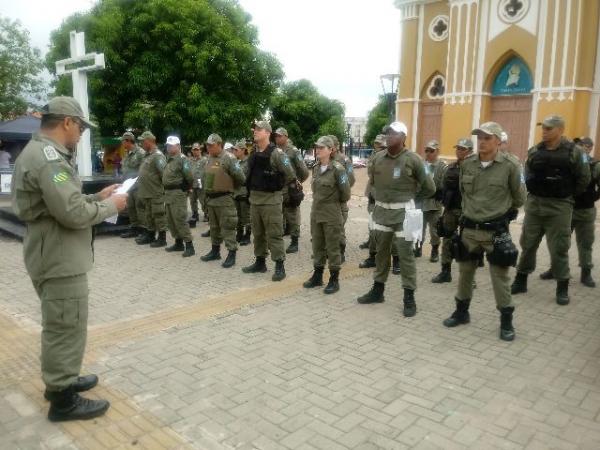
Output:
[442, 163, 461, 209]
[525, 143, 575, 198]
[247, 144, 285, 192]
[574, 160, 600, 209]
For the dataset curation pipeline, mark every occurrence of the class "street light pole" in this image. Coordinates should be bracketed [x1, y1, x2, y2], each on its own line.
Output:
[346, 122, 352, 159]
[380, 73, 400, 124]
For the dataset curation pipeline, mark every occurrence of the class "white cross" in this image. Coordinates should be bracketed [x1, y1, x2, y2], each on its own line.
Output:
[55, 31, 105, 177]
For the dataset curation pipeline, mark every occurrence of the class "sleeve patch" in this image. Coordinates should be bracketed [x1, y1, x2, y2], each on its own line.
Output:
[339, 173, 348, 185]
[43, 146, 60, 161]
[52, 170, 70, 184]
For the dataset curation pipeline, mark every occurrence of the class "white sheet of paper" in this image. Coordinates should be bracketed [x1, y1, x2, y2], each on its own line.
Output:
[105, 177, 137, 224]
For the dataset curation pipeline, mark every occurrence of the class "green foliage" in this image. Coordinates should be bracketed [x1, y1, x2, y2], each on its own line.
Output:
[364, 95, 389, 146]
[0, 15, 45, 119]
[45, 0, 284, 141]
[270, 79, 345, 150]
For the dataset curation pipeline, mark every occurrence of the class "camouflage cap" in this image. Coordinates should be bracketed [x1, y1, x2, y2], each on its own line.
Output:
[121, 131, 135, 141]
[425, 140, 439, 150]
[328, 135, 340, 147]
[537, 115, 565, 128]
[580, 136, 594, 146]
[139, 130, 156, 140]
[191, 142, 202, 149]
[166, 136, 180, 146]
[374, 134, 386, 145]
[42, 96, 97, 128]
[224, 142, 233, 150]
[315, 136, 334, 148]
[233, 139, 247, 150]
[206, 133, 223, 145]
[254, 120, 272, 132]
[274, 127, 288, 136]
[454, 138, 474, 150]
[471, 122, 503, 139]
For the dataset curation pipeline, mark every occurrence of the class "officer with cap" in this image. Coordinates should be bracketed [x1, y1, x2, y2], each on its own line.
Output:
[11, 96, 128, 421]
[432, 138, 474, 283]
[274, 127, 309, 253]
[357, 121, 435, 317]
[200, 133, 246, 268]
[243, 121, 296, 281]
[443, 122, 525, 341]
[538, 136, 600, 288]
[232, 139, 252, 246]
[135, 131, 168, 247]
[511, 115, 591, 304]
[162, 136, 195, 257]
[188, 142, 206, 227]
[119, 131, 146, 238]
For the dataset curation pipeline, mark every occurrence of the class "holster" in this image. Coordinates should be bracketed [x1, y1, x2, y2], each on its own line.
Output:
[450, 229, 472, 262]
[486, 230, 519, 267]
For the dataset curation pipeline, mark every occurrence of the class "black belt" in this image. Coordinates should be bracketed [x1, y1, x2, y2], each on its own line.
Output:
[462, 217, 507, 231]
[164, 185, 182, 190]
[207, 192, 232, 199]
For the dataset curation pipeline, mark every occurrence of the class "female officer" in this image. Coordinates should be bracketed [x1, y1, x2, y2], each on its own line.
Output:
[303, 136, 351, 294]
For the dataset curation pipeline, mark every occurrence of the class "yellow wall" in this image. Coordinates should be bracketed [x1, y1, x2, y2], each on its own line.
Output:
[440, 103, 474, 157]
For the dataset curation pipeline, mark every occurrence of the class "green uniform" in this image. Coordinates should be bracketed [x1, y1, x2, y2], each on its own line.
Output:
[205, 150, 246, 250]
[369, 148, 435, 288]
[137, 147, 167, 233]
[189, 155, 207, 220]
[420, 159, 447, 246]
[281, 142, 309, 237]
[438, 162, 462, 265]
[516, 139, 591, 280]
[311, 161, 352, 270]
[163, 153, 194, 242]
[234, 157, 250, 228]
[121, 145, 145, 227]
[457, 152, 526, 307]
[248, 144, 296, 261]
[334, 152, 355, 246]
[11, 133, 118, 392]
[572, 159, 600, 269]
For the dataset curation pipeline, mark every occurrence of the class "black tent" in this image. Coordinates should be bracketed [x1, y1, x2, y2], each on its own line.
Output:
[0, 116, 40, 141]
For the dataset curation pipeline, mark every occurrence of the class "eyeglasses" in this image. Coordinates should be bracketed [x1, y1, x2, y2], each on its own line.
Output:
[70, 117, 86, 134]
[425, 149, 436, 153]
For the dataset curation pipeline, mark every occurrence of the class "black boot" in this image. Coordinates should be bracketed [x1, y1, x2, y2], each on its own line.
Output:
[359, 253, 376, 269]
[581, 268, 596, 288]
[357, 282, 385, 304]
[135, 229, 155, 245]
[165, 238, 184, 252]
[242, 256, 268, 273]
[499, 307, 515, 341]
[392, 256, 401, 275]
[200, 245, 221, 261]
[539, 269, 554, 280]
[303, 267, 324, 288]
[272, 260, 286, 281]
[359, 237, 370, 249]
[413, 242, 422, 258]
[44, 374, 98, 401]
[430, 245, 439, 263]
[236, 227, 243, 243]
[443, 298, 471, 327]
[340, 244, 346, 264]
[120, 226, 140, 238]
[46, 386, 110, 422]
[182, 241, 195, 257]
[222, 250, 236, 268]
[201, 229, 211, 237]
[188, 218, 197, 228]
[239, 226, 251, 246]
[324, 270, 340, 294]
[432, 263, 452, 283]
[150, 230, 167, 248]
[556, 279, 570, 305]
[510, 272, 528, 294]
[403, 289, 417, 317]
[286, 236, 299, 254]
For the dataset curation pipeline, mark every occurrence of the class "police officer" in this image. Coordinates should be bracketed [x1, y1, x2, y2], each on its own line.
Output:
[539, 136, 600, 288]
[162, 136, 195, 257]
[357, 122, 435, 317]
[420, 140, 447, 262]
[330, 135, 355, 263]
[188, 142, 205, 228]
[119, 131, 146, 238]
[243, 121, 296, 281]
[303, 136, 351, 293]
[11, 96, 128, 421]
[443, 122, 525, 341]
[233, 140, 252, 246]
[275, 128, 309, 253]
[432, 138, 474, 283]
[200, 133, 246, 268]
[135, 131, 168, 247]
[511, 116, 591, 304]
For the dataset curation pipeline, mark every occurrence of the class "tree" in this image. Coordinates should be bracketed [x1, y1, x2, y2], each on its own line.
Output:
[45, 0, 284, 141]
[363, 95, 389, 147]
[270, 79, 346, 151]
[0, 16, 45, 119]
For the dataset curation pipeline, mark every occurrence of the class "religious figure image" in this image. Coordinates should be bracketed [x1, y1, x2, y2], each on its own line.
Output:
[506, 63, 521, 87]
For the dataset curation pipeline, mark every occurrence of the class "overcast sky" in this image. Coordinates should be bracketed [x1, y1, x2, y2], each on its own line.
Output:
[2, 0, 400, 117]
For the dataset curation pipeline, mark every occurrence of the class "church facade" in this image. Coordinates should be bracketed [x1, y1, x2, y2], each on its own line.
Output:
[394, 0, 600, 159]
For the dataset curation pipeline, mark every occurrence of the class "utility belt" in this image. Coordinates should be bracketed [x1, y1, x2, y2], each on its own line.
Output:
[375, 199, 414, 210]
[207, 191, 232, 199]
[164, 184, 187, 192]
[461, 217, 507, 232]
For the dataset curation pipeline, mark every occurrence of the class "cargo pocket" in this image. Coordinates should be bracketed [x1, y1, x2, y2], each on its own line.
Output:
[41, 276, 89, 330]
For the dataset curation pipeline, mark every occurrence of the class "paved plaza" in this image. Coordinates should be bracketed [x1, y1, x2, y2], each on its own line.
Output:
[1, 169, 600, 450]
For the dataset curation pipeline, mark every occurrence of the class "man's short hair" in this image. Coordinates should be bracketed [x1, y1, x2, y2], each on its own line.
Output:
[40, 114, 67, 129]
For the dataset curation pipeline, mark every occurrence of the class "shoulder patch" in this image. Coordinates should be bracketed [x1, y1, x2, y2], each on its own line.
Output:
[52, 170, 70, 184]
[43, 146, 60, 162]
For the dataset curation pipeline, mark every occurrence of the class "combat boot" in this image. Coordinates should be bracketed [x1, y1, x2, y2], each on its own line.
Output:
[201, 229, 211, 237]
[272, 260, 286, 281]
[182, 241, 195, 257]
[581, 268, 596, 288]
[340, 244, 346, 264]
[165, 238, 184, 252]
[556, 279, 570, 305]
[392, 256, 401, 275]
[430, 244, 439, 263]
[44, 374, 98, 401]
[510, 272, 528, 294]
[403, 289, 417, 317]
[200, 245, 221, 261]
[359, 237, 370, 249]
[242, 256, 267, 273]
[413, 242, 422, 258]
[222, 250, 236, 268]
[286, 236, 299, 254]
[499, 307, 515, 341]
[324, 270, 340, 294]
[239, 226, 251, 246]
[539, 269, 554, 280]
[120, 226, 139, 238]
[236, 227, 243, 243]
[359, 253, 376, 269]
[443, 298, 471, 327]
[46, 386, 110, 422]
[357, 282, 385, 304]
[303, 267, 324, 288]
[432, 263, 452, 283]
[150, 231, 167, 248]
[135, 229, 155, 245]
[188, 218, 197, 228]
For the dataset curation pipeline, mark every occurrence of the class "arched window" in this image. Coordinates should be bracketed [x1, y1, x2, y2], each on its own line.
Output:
[491, 56, 533, 96]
